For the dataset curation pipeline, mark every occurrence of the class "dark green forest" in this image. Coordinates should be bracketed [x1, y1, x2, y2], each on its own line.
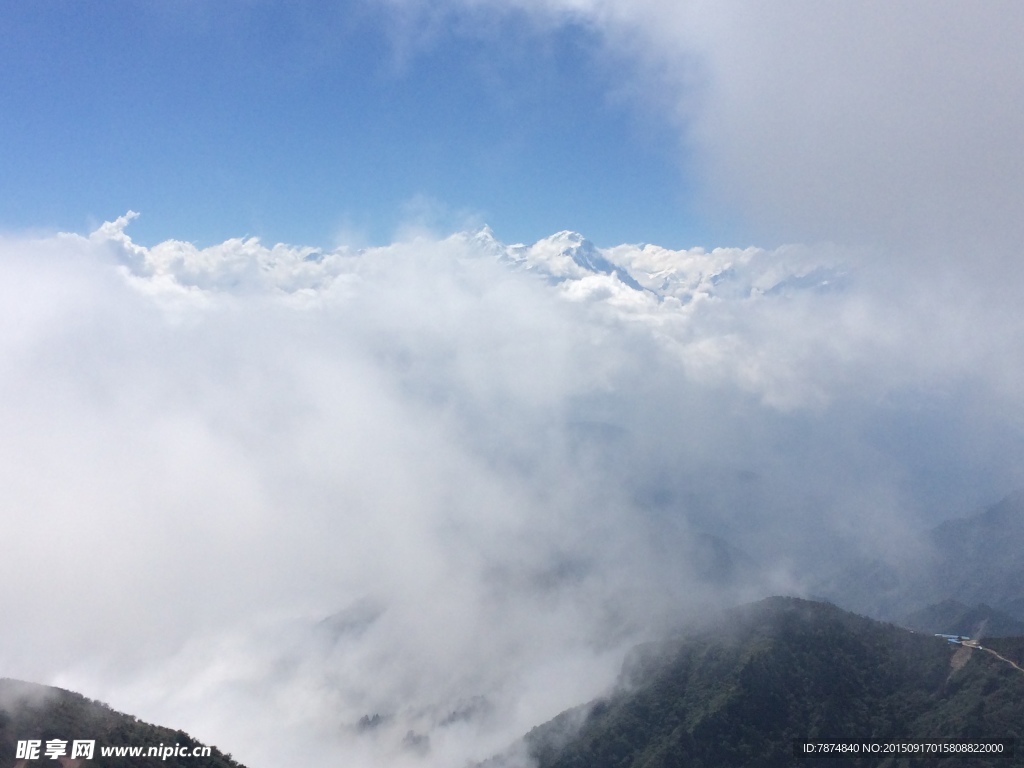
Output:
[512, 598, 1024, 768]
[0, 679, 244, 768]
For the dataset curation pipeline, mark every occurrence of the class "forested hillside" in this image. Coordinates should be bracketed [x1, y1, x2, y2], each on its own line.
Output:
[507, 598, 1024, 768]
[0, 679, 243, 768]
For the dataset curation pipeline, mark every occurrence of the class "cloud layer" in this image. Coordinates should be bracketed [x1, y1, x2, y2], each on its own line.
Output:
[2, 214, 1023, 766]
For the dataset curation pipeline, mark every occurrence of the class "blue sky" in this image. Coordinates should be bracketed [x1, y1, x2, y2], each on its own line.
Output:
[1, 1, 715, 248]
[4, 1, 1023, 258]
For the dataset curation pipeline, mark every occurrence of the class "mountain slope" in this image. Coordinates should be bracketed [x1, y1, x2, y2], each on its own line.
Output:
[927, 491, 1024, 617]
[818, 491, 1024, 622]
[900, 600, 1024, 639]
[0, 679, 244, 768]
[508, 598, 1024, 768]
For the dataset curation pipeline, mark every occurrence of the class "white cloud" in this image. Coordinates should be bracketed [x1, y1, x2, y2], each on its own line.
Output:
[2, 216, 1024, 766]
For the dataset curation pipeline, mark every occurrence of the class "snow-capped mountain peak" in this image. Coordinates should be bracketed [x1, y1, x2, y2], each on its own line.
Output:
[498, 230, 645, 293]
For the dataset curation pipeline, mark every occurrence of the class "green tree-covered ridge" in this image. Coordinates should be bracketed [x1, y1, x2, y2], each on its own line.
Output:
[514, 597, 1024, 768]
[0, 679, 244, 768]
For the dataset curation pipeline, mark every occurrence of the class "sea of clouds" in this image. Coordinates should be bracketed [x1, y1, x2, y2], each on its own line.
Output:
[2, 210, 1023, 766]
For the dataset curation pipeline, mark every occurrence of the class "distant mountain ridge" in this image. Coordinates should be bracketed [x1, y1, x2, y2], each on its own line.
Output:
[484, 228, 843, 305]
[818, 491, 1024, 622]
[900, 600, 1024, 639]
[488, 597, 1024, 768]
[104, 210, 846, 308]
[928, 491, 1024, 618]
